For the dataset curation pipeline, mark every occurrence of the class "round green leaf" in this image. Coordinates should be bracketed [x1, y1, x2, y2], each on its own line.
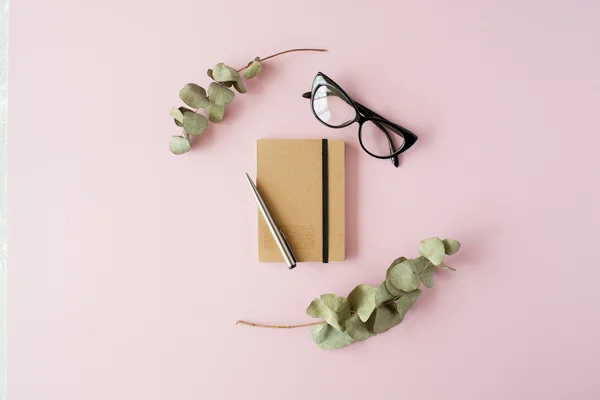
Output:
[345, 315, 374, 341]
[306, 294, 351, 332]
[386, 257, 407, 276]
[171, 106, 192, 127]
[243, 60, 262, 79]
[208, 82, 235, 107]
[179, 83, 210, 109]
[212, 63, 241, 83]
[388, 259, 420, 292]
[385, 278, 404, 296]
[396, 289, 421, 319]
[311, 324, 354, 350]
[367, 303, 403, 334]
[375, 281, 395, 306]
[211, 63, 246, 93]
[384, 256, 407, 295]
[347, 284, 377, 322]
[232, 79, 247, 93]
[182, 111, 207, 136]
[442, 239, 461, 255]
[205, 102, 225, 123]
[169, 135, 191, 155]
[418, 237, 446, 266]
[414, 256, 434, 288]
[321, 294, 350, 314]
[306, 297, 328, 318]
[208, 69, 233, 86]
[170, 107, 184, 124]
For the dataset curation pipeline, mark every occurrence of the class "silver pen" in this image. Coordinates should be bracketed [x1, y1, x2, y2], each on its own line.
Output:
[246, 173, 297, 269]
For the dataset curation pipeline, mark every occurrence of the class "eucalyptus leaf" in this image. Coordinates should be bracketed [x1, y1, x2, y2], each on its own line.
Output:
[386, 257, 407, 277]
[183, 130, 190, 142]
[384, 256, 408, 295]
[385, 278, 404, 296]
[243, 60, 262, 79]
[367, 303, 403, 334]
[212, 63, 241, 83]
[396, 289, 421, 319]
[418, 237, 446, 266]
[208, 68, 232, 86]
[208, 82, 235, 107]
[388, 259, 420, 292]
[232, 79, 247, 93]
[182, 111, 207, 136]
[321, 294, 351, 315]
[306, 297, 328, 318]
[170, 107, 184, 124]
[414, 256, 434, 288]
[205, 103, 225, 123]
[210, 63, 246, 92]
[172, 106, 192, 127]
[347, 284, 377, 322]
[169, 135, 191, 155]
[375, 281, 395, 306]
[345, 315, 374, 341]
[311, 324, 354, 350]
[306, 294, 351, 332]
[442, 239, 461, 255]
[179, 83, 210, 109]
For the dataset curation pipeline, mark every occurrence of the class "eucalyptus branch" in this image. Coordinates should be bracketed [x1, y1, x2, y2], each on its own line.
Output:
[238, 237, 462, 350]
[169, 47, 327, 155]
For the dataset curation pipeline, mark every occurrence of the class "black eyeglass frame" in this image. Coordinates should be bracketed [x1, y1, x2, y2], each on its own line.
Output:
[303, 72, 418, 167]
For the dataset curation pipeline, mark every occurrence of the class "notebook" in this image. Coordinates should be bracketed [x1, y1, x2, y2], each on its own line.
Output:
[256, 139, 345, 263]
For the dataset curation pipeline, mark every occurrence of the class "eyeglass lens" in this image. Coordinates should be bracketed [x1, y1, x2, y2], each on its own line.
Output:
[312, 85, 356, 127]
[360, 120, 405, 158]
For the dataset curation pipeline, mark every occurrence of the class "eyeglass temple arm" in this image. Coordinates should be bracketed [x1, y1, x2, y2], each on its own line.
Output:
[302, 92, 399, 167]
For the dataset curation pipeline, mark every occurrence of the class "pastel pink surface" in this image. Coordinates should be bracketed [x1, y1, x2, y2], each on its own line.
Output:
[8, 0, 600, 398]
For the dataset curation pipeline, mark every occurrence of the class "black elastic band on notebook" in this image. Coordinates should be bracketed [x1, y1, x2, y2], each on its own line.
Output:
[322, 139, 329, 263]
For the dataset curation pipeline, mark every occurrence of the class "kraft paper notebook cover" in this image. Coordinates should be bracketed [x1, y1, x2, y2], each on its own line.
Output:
[257, 139, 345, 263]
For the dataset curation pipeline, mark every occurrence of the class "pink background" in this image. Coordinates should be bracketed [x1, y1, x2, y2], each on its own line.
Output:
[8, 0, 600, 398]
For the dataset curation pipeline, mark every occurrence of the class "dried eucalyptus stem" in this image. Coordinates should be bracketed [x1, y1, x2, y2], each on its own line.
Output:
[236, 48, 327, 72]
[237, 237, 462, 350]
[235, 320, 325, 329]
[169, 48, 327, 155]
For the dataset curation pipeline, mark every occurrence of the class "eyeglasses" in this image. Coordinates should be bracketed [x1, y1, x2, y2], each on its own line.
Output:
[302, 72, 418, 167]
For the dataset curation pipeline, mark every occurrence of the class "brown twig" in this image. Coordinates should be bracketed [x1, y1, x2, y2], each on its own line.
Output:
[237, 48, 328, 72]
[236, 320, 326, 329]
